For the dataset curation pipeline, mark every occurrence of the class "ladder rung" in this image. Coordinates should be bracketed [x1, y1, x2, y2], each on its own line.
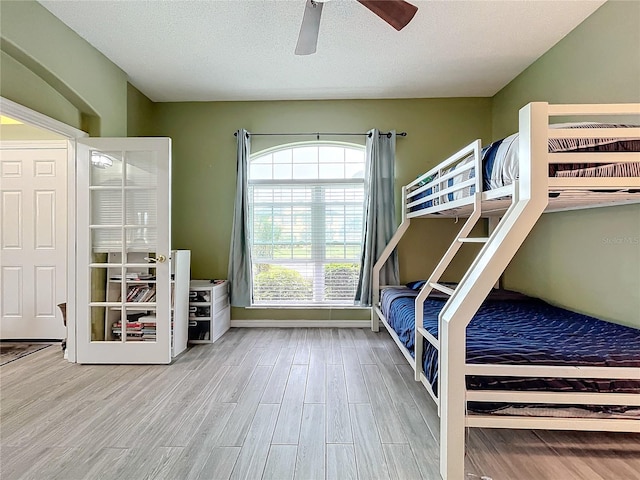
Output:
[416, 326, 439, 350]
[458, 237, 489, 243]
[429, 282, 455, 296]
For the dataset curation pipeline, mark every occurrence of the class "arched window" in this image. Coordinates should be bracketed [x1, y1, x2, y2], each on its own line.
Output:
[248, 143, 366, 305]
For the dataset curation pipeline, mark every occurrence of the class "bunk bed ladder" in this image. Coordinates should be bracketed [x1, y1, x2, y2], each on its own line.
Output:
[413, 191, 484, 383]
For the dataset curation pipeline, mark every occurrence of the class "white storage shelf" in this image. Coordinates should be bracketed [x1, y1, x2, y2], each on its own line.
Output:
[104, 250, 190, 358]
[188, 280, 230, 344]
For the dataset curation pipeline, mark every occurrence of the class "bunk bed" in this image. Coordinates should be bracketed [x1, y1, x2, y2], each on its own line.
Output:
[370, 102, 640, 480]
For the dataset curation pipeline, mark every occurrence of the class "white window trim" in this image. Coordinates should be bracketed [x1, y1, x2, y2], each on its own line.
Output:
[248, 142, 365, 307]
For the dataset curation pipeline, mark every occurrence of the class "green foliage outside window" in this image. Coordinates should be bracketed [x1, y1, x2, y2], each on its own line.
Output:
[254, 265, 312, 301]
[324, 263, 359, 301]
[253, 263, 359, 303]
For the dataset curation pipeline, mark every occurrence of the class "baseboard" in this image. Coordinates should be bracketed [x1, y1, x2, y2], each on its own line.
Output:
[230, 320, 371, 328]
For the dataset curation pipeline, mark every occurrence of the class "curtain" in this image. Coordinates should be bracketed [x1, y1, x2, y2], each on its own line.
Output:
[355, 129, 399, 306]
[228, 129, 253, 307]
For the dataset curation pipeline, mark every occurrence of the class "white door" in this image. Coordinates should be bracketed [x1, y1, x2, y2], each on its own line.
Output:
[0, 141, 67, 340]
[76, 138, 172, 364]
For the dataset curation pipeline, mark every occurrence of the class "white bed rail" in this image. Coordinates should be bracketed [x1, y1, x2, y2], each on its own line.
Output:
[546, 103, 640, 115]
[371, 186, 410, 333]
[405, 140, 483, 218]
[464, 363, 640, 428]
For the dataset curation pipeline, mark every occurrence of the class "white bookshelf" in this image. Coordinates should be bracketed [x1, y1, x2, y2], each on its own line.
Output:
[104, 250, 190, 358]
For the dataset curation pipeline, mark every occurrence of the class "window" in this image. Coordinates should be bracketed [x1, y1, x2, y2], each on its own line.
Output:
[249, 143, 365, 306]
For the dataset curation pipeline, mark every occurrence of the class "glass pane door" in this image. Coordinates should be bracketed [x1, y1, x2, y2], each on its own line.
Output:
[76, 138, 171, 364]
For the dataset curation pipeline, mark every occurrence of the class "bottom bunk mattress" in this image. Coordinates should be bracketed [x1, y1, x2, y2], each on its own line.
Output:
[380, 287, 640, 413]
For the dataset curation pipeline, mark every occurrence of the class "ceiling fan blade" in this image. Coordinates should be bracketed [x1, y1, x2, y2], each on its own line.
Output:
[357, 0, 418, 31]
[295, 0, 324, 55]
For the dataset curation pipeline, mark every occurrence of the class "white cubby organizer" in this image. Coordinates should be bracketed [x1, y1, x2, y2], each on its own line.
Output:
[188, 280, 230, 344]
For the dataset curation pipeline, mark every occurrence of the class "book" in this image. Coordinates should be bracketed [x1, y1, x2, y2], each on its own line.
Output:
[112, 321, 143, 329]
[111, 272, 155, 281]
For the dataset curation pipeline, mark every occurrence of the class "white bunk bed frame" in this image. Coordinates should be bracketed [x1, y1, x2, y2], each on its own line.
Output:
[371, 102, 640, 480]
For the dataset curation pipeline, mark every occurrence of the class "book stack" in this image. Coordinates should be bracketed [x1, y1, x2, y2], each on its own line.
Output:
[140, 315, 157, 341]
[112, 321, 144, 341]
[112, 316, 157, 342]
[125, 285, 156, 302]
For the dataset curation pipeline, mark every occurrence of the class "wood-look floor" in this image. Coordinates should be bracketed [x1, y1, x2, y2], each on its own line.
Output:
[1, 328, 639, 480]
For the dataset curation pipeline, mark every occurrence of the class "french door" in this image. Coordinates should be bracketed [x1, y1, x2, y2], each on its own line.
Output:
[76, 138, 172, 364]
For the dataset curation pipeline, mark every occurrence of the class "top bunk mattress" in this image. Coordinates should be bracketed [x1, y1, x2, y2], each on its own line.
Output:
[481, 123, 640, 190]
[410, 123, 640, 211]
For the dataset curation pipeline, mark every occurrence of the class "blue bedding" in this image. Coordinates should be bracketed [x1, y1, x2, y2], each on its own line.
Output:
[381, 287, 640, 412]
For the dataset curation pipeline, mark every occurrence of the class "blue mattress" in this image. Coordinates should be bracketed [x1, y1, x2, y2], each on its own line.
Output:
[381, 287, 640, 412]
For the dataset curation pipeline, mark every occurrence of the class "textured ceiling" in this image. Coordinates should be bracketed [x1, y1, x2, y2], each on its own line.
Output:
[39, 0, 606, 102]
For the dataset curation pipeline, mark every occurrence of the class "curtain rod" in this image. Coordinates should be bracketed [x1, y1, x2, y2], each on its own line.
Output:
[234, 131, 407, 139]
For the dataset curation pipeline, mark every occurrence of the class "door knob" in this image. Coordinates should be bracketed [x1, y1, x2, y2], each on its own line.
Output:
[144, 254, 166, 263]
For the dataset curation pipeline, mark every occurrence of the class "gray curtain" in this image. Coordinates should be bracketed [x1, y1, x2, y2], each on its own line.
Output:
[228, 129, 253, 307]
[355, 129, 399, 306]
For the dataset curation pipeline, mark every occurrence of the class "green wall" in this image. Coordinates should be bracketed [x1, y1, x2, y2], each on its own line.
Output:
[154, 99, 491, 320]
[127, 83, 156, 137]
[0, 0, 128, 136]
[1, 50, 81, 130]
[493, 0, 640, 327]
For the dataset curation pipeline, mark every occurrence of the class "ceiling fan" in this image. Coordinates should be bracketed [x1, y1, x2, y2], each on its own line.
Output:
[295, 0, 418, 55]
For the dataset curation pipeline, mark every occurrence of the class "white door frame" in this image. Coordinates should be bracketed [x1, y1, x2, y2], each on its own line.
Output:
[1, 97, 88, 362]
